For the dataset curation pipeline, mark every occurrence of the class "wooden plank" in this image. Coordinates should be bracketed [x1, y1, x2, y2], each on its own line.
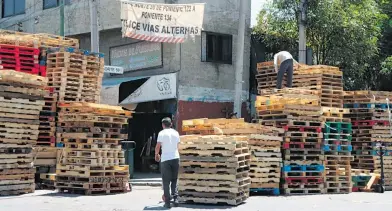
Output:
[0, 183, 35, 191]
[0, 91, 44, 101]
[0, 117, 39, 125]
[0, 69, 47, 87]
[179, 172, 249, 181]
[179, 183, 250, 193]
[0, 84, 47, 96]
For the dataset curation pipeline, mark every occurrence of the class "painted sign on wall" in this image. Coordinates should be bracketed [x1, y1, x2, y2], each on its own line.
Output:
[120, 73, 177, 104]
[110, 42, 162, 72]
[121, 1, 205, 43]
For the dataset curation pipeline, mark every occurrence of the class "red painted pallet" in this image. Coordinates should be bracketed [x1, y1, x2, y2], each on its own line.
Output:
[283, 125, 323, 133]
[0, 44, 40, 55]
[0, 64, 39, 74]
[39, 65, 47, 77]
[0, 59, 39, 66]
[283, 142, 321, 149]
[37, 136, 56, 143]
[284, 177, 324, 184]
[352, 120, 390, 126]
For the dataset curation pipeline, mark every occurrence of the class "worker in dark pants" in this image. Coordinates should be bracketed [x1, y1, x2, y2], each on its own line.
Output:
[274, 51, 299, 89]
[155, 117, 180, 209]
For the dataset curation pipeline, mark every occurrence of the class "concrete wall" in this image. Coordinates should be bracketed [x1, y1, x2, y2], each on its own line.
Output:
[0, 0, 252, 121]
[72, 29, 180, 78]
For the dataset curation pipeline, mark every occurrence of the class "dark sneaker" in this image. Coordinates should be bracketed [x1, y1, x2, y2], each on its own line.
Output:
[164, 203, 171, 209]
[173, 199, 179, 207]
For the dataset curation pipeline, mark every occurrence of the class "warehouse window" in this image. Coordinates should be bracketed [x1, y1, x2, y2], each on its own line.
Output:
[2, 0, 25, 18]
[43, 0, 58, 9]
[201, 31, 232, 64]
[43, 0, 71, 10]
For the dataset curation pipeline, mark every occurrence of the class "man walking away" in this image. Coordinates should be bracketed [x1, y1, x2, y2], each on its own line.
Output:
[155, 117, 180, 209]
[274, 51, 299, 89]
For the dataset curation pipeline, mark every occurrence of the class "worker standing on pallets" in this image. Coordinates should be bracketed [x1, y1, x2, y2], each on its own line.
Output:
[274, 51, 300, 89]
[155, 117, 180, 209]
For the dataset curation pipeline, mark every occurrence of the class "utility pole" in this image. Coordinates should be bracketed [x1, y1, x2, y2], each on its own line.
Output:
[233, 0, 249, 118]
[60, 0, 65, 36]
[90, 0, 99, 52]
[298, 0, 307, 63]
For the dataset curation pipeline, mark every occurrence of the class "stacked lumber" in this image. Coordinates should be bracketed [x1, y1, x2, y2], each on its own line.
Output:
[46, 49, 104, 103]
[248, 134, 283, 195]
[0, 70, 47, 196]
[55, 102, 131, 195]
[255, 88, 326, 195]
[179, 135, 250, 205]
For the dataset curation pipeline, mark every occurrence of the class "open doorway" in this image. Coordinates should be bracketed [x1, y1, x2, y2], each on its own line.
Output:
[129, 112, 171, 173]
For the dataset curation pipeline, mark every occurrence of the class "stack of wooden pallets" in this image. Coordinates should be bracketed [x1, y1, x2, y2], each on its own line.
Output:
[27, 33, 79, 49]
[344, 91, 392, 190]
[248, 133, 283, 195]
[54, 102, 131, 195]
[323, 122, 353, 194]
[255, 88, 326, 195]
[0, 44, 40, 75]
[37, 88, 57, 147]
[351, 169, 372, 192]
[256, 61, 284, 90]
[256, 62, 344, 108]
[293, 65, 343, 108]
[46, 48, 103, 103]
[182, 118, 272, 135]
[179, 135, 250, 206]
[183, 118, 285, 196]
[0, 30, 79, 49]
[0, 70, 47, 196]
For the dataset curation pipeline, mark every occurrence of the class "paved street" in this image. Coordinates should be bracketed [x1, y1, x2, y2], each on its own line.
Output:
[1, 186, 392, 211]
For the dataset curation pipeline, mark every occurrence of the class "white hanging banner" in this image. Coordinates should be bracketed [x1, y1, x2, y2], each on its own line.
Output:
[120, 73, 177, 104]
[120, 1, 205, 43]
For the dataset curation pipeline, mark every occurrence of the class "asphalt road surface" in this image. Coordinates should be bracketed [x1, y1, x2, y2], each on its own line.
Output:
[1, 186, 392, 211]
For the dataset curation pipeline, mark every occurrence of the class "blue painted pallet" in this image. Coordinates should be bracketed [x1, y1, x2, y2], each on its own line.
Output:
[283, 164, 324, 172]
[371, 150, 392, 156]
[39, 60, 46, 65]
[344, 103, 389, 109]
[56, 143, 64, 148]
[323, 145, 352, 152]
[250, 188, 280, 196]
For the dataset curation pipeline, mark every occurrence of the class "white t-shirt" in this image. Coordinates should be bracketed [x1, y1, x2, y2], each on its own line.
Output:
[157, 128, 180, 162]
[274, 51, 296, 71]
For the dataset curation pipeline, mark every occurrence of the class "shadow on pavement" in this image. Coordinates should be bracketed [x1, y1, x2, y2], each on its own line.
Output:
[176, 203, 233, 210]
[143, 205, 170, 210]
[39, 191, 86, 198]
